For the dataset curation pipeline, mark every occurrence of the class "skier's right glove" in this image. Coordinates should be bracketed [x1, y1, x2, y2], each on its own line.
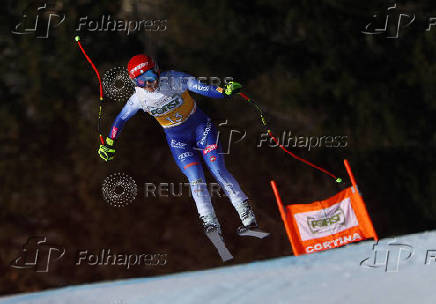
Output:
[98, 137, 116, 162]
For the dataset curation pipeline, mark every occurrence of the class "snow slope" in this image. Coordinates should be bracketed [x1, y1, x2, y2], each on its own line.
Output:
[2, 230, 436, 304]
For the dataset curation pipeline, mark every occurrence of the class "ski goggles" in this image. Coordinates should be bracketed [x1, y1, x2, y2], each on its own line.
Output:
[134, 70, 158, 87]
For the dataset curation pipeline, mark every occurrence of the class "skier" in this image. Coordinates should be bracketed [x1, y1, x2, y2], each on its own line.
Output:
[98, 54, 266, 241]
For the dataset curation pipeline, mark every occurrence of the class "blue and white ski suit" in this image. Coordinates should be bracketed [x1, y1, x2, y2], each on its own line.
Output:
[108, 70, 248, 217]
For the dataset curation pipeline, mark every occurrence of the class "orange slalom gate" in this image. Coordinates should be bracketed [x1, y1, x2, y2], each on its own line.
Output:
[271, 159, 378, 256]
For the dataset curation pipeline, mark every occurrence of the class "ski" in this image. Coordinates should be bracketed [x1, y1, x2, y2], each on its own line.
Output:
[205, 230, 234, 262]
[237, 226, 270, 239]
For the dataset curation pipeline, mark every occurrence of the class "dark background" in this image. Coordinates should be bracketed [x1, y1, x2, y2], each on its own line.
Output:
[1, 0, 435, 295]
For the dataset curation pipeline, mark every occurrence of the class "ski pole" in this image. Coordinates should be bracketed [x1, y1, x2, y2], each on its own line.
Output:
[238, 92, 342, 183]
[75, 36, 105, 145]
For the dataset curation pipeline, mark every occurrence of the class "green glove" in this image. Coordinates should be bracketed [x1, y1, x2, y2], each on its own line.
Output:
[98, 137, 115, 162]
[223, 81, 242, 97]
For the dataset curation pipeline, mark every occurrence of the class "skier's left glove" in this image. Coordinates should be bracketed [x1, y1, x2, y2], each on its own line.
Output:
[98, 137, 116, 162]
[222, 81, 242, 97]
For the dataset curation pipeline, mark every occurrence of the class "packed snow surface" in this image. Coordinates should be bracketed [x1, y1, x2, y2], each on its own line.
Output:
[2, 230, 436, 304]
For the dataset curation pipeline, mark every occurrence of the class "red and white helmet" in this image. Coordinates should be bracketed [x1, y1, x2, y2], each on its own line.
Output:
[127, 54, 159, 79]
